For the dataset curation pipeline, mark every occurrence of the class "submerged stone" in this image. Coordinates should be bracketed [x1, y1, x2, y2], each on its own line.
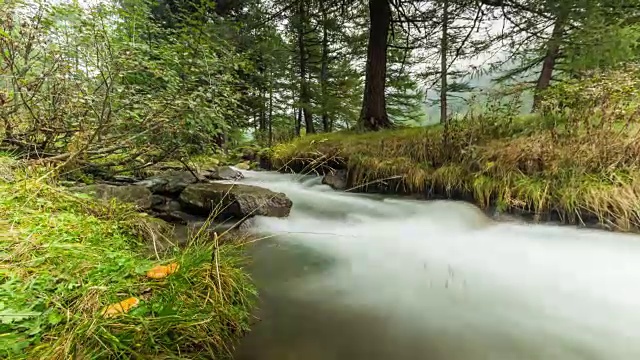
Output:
[322, 169, 348, 190]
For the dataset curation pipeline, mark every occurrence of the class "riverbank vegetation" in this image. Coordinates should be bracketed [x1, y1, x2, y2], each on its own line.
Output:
[274, 68, 640, 231]
[0, 157, 256, 358]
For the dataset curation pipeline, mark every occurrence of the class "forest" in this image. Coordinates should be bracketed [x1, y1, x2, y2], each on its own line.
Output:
[2, 0, 640, 358]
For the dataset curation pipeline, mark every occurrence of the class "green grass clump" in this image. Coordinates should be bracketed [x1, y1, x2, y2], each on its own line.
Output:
[0, 159, 256, 359]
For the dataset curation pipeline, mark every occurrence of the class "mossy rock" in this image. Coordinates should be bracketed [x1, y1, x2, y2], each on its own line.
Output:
[235, 162, 251, 170]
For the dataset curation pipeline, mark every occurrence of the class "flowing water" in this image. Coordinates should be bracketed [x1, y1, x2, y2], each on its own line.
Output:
[232, 170, 640, 360]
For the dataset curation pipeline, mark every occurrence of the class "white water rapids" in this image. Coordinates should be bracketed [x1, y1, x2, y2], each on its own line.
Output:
[232, 170, 640, 360]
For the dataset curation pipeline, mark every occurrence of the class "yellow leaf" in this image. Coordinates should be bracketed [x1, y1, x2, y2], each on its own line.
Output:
[101, 297, 140, 318]
[146, 262, 180, 279]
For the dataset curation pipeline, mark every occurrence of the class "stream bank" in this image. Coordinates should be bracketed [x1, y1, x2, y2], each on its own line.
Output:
[271, 125, 640, 233]
[1, 159, 267, 359]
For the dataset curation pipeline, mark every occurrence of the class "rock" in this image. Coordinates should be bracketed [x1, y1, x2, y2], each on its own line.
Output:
[60, 180, 82, 187]
[259, 157, 272, 170]
[156, 210, 203, 224]
[71, 184, 152, 209]
[139, 218, 182, 253]
[234, 162, 250, 170]
[237, 217, 256, 231]
[188, 220, 240, 234]
[204, 166, 244, 181]
[152, 197, 183, 213]
[135, 171, 199, 195]
[113, 175, 138, 184]
[151, 195, 167, 207]
[166, 200, 183, 212]
[241, 148, 257, 162]
[157, 163, 184, 171]
[184, 217, 255, 241]
[322, 169, 348, 190]
[179, 183, 292, 219]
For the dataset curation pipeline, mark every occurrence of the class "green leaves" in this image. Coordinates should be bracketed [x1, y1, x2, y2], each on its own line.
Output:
[1, 0, 247, 172]
[46, 311, 64, 326]
[0, 302, 44, 357]
[0, 309, 42, 325]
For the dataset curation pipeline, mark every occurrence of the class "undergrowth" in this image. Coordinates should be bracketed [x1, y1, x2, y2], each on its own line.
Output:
[0, 158, 256, 359]
[272, 68, 640, 232]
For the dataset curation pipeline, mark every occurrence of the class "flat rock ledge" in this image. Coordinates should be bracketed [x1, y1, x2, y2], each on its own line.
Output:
[68, 169, 293, 246]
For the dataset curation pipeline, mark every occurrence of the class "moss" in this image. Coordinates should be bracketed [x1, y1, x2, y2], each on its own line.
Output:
[272, 114, 640, 232]
[0, 158, 256, 359]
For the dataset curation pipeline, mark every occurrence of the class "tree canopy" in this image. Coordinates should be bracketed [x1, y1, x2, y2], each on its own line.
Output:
[1, 0, 639, 170]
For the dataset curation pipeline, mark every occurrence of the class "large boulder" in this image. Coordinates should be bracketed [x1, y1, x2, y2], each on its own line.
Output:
[135, 171, 198, 195]
[71, 184, 152, 209]
[179, 183, 292, 219]
[203, 166, 244, 181]
[322, 169, 348, 190]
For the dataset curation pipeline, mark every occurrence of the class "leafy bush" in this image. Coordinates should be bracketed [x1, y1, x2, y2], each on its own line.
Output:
[540, 65, 640, 135]
[0, 0, 248, 171]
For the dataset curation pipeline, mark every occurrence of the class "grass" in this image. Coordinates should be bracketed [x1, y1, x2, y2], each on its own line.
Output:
[272, 110, 640, 232]
[0, 158, 256, 359]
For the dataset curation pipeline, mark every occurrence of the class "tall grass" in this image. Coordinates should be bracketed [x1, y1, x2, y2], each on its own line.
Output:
[272, 67, 640, 232]
[0, 158, 256, 359]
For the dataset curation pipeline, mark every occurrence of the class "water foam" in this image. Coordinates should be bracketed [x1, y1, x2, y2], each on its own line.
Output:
[238, 170, 640, 359]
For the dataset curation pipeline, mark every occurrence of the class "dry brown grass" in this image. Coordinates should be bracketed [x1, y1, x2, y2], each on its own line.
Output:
[272, 68, 640, 231]
[273, 118, 640, 232]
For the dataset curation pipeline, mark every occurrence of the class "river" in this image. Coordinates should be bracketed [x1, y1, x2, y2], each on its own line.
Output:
[231, 170, 640, 360]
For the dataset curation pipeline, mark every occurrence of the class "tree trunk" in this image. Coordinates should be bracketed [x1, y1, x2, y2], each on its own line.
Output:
[440, 0, 448, 125]
[259, 87, 266, 141]
[268, 69, 273, 147]
[320, 1, 331, 133]
[295, 107, 302, 136]
[252, 113, 257, 133]
[292, 87, 300, 137]
[297, 0, 315, 134]
[532, 12, 566, 110]
[359, 0, 392, 131]
[441, 0, 451, 159]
